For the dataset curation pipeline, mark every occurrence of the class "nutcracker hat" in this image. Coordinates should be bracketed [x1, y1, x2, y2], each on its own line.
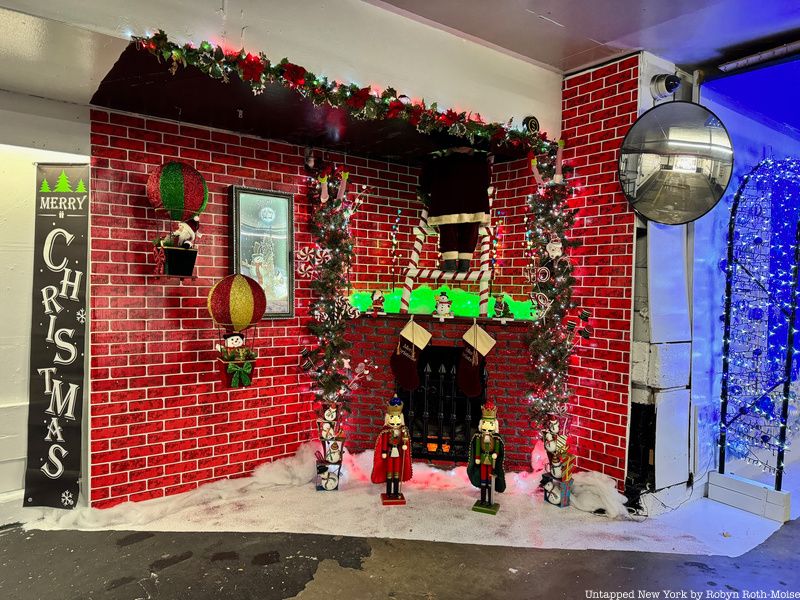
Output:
[387, 397, 404, 416]
[480, 401, 497, 420]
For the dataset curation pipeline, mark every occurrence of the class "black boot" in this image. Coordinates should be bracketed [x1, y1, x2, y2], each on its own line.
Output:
[393, 478, 400, 497]
[480, 484, 486, 505]
[486, 483, 493, 507]
[457, 258, 470, 273]
[386, 479, 392, 497]
[442, 259, 457, 272]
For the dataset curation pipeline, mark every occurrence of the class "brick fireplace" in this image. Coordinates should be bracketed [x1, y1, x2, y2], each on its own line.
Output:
[346, 315, 534, 471]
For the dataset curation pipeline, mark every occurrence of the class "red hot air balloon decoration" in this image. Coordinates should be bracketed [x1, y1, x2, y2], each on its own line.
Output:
[149, 162, 209, 277]
[207, 274, 267, 388]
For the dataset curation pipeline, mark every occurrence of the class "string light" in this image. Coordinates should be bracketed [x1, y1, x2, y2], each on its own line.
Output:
[720, 158, 800, 486]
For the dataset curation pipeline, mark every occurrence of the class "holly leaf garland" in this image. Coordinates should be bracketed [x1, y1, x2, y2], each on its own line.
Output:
[134, 30, 562, 157]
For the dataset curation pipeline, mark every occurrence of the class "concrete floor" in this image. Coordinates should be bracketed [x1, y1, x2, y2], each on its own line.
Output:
[0, 520, 797, 600]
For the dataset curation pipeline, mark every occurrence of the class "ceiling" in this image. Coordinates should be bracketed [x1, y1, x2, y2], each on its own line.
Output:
[367, 0, 800, 73]
[0, 7, 125, 104]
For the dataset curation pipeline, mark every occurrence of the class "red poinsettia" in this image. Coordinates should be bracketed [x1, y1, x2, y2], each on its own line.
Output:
[386, 99, 406, 119]
[490, 126, 508, 143]
[282, 62, 307, 87]
[437, 109, 460, 128]
[408, 104, 425, 127]
[346, 86, 372, 110]
[238, 53, 265, 82]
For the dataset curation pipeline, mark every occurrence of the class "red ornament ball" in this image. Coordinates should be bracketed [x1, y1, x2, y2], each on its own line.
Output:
[147, 162, 208, 222]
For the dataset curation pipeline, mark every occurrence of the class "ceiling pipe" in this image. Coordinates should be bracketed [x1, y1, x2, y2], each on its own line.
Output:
[718, 39, 800, 72]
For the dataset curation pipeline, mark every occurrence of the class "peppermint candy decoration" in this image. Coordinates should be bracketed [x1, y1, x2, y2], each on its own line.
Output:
[298, 262, 317, 278]
[296, 246, 332, 278]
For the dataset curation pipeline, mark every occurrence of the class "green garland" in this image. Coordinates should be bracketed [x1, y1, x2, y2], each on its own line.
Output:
[304, 164, 358, 407]
[135, 30, 555, 156]
[526, 178, 580, 427]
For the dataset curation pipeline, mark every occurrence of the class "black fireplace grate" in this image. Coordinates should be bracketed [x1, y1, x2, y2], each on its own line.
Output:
[397, 345, 485, 463]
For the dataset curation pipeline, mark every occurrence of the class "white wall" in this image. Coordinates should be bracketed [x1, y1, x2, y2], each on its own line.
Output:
[0, 130, 88, 519]
[0, 0, 563, 136]
[0, 90, 89, 155]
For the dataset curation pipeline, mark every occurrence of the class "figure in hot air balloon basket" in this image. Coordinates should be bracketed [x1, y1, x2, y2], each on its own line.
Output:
[468, 401, 506, 515]
[207, 274, 267, 388]
[371, 398, 413, 505]
[148, 161, 209, 278]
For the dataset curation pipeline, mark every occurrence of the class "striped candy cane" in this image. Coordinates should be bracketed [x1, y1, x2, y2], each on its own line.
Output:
[400, 208, 429, 313]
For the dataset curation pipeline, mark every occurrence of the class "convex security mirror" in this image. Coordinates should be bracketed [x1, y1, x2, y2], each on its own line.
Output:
[619, 101, 733, 225]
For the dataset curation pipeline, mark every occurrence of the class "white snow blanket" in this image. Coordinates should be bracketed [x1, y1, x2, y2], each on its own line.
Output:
[569, 471, 631, 519]
[23, 443, 782, 557]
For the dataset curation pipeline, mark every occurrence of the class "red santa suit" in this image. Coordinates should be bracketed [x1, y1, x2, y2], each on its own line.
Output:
[419, 150, 491, 266]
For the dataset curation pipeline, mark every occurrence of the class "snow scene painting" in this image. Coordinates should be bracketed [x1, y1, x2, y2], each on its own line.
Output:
[231, 187, 293, 318]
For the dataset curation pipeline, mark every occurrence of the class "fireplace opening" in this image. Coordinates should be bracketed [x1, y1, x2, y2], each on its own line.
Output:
[396, 345, 485, 463]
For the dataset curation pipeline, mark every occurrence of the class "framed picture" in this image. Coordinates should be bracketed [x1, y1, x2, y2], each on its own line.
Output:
[230, 186, 294, 318]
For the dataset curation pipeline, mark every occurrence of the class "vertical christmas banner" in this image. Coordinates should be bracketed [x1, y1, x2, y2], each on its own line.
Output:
[24, 164, 89, 509]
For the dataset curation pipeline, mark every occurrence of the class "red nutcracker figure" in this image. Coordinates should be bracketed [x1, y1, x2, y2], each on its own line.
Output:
[467, 401, 506, 514]
[371, 397, 413, 505]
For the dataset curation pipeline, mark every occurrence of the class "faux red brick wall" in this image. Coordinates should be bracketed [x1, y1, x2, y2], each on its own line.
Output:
[345, 315, 533, 471]
[561, 54, 639, 484]
[89, 52, 638, 505]
[89, 110, 420, 507]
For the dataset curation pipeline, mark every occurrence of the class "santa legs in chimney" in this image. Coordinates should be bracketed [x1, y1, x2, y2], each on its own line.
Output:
[420, 149, 490, 273]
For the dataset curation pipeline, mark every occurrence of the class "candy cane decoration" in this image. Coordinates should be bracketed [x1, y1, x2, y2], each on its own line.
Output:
[400, 208, 429, 314]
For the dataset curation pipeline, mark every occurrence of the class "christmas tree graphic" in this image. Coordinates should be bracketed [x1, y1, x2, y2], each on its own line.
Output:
[39, 178, 51, 193]
[75, 179, 87, 193]
[54, 170, 72, 193]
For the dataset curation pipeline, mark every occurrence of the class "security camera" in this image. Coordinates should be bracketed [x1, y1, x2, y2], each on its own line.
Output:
[650, 74, 682, 100]
[522, 115, 539, 133]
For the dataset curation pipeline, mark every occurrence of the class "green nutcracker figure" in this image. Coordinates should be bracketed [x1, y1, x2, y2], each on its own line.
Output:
[467, 401, 506, 514]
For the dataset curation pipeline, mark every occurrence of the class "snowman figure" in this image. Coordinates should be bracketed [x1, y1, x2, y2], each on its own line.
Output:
[323, 405, 338, 422]
[326, 440, 343, 463]
[543, 477, 562, 506]
[320, 421, 336, 440]
[543, 419, 560, 454]
[545, 234, 563, 260]
[217, 332, 246, 360]
[434, 292, 453, 318]
[549, 454, 564, 479]
[223, 332, 245, 349]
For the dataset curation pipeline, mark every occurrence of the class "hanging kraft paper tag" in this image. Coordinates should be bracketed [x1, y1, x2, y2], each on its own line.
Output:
[400, 320, 432, 350]
[462, 324, 496, 356]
